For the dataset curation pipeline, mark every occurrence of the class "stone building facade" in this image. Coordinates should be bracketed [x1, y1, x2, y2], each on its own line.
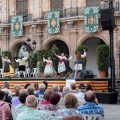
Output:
[0, 0, 120, 77]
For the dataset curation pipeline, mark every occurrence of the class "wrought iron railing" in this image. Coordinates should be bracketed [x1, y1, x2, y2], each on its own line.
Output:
[42, 1, 120, 20]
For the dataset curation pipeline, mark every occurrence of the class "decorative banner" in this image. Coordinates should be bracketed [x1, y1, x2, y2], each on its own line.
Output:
[11, 15, 23, 37]
[47, 11, 60, 34]
[84, 6, 99, 33]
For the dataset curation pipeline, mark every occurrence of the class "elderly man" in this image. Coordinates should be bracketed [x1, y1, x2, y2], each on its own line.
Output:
[52, 84, 62, 96]
[77, 90, 104, 117]
[16, 95, 51, 120]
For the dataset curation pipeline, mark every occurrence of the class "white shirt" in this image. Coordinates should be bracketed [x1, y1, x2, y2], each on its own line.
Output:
[75, 92, 85, 103]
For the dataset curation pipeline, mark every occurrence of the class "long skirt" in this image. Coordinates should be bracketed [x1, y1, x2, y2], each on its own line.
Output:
[44, 65, 54, 76]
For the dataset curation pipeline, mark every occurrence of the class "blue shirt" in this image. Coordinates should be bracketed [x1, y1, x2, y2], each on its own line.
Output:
[36, 90, 44, 95]
[77, 102, 104, 117]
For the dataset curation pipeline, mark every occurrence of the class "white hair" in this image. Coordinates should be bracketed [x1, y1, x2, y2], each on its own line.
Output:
[52, 84, 60, 92]
[26, 95, 37, 108]
[39, 83, 46, 90]
[27, 85, 35, 91]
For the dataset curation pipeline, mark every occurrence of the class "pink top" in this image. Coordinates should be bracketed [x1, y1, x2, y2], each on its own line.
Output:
[0, 101, 10, 120]
[40, 100, 50, 105]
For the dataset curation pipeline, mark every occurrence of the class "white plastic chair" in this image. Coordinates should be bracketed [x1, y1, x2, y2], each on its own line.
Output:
[15, 68, 20, 78]
[0, 106, 5, 120]
[82, 114, 103, 120]
[31, 68, 37, 78]
[0, 68, 3, 78]
[24, 67, 30, 78]
[11, 109, 23, 120]
[38, 94, 44, 104]
[50, 116, 62, 120]
[36, 68, 40, 78]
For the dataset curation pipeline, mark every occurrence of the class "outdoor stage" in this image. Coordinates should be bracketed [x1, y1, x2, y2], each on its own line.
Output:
[0, 78, 109, 92]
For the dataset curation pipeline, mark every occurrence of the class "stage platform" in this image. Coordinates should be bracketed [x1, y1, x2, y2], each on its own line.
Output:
[0, 78, 109, 92]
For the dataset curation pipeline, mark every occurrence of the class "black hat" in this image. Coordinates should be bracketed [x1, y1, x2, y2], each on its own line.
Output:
[78, 84, 85, 89]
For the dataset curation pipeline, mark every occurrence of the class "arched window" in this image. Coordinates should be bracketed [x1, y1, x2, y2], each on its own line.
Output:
[50, 0, 63, 17]
[86, 0, 101, 6]
[16, 0, 28, 22]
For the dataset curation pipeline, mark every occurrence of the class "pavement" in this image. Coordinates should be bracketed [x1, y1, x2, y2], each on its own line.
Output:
[101, 102, 120, 120]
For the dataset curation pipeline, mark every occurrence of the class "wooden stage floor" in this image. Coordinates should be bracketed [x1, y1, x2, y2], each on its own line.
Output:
[0, 78, 109, 92]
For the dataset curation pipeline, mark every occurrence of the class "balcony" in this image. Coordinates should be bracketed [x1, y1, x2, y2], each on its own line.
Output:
[42, 1, 120, 20]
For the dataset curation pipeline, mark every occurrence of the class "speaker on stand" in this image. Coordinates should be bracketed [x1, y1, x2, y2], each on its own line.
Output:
[80, 70, 94, 79]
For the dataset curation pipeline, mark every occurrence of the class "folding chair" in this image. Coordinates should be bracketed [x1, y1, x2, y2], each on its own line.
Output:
[11, 109, 23, 120]
[0, 106, 5, 120]
[82, 114, 103, 120]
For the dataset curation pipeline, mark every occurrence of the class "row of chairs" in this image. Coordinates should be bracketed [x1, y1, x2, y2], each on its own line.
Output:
[15, 67, 39, 78]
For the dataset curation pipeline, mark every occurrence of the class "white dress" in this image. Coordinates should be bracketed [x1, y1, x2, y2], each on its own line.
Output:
[43, 58, 53, 76]
[57, 56, 67, 73]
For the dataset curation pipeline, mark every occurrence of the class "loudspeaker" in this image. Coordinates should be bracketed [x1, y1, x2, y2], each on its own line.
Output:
[96, 92, 117, 104]
[100, 8, 115, 30]
[80, 70, 94, 79]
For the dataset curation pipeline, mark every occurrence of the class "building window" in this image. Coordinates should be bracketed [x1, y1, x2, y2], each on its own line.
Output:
[16, 0, 28, 22]
[86, 0, 101, 6]
[50, 0, 63, 17]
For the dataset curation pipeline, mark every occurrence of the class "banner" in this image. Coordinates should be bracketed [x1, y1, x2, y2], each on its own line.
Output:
[48, 11, 60, 34]
[84, 6, 99, 33]
[11, 15, 23, 37]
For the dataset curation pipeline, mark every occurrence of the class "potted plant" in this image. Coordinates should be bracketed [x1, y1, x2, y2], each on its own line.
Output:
[75, 45, 88, 77]
[96, 44, 109, 78]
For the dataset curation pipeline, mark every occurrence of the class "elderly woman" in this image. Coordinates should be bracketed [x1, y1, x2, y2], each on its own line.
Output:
[15, 90, 28, 110]
[34, 82, 39, 93]
[70, 83, 79, 93]
[55, 93, 80, 117]
[39, 92, 60, 111]
[36, 83, 46, 95]
[27, 85, 38, 97]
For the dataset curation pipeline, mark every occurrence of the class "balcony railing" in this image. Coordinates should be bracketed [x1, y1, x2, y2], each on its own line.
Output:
[42, 1, 120, 20]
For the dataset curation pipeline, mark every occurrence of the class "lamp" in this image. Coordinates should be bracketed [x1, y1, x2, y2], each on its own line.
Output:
[32, 40, 37, 50]
[26, 37, 31, 45]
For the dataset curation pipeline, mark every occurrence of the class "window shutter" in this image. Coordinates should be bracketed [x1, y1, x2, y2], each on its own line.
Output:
[86, 0, 101, 6]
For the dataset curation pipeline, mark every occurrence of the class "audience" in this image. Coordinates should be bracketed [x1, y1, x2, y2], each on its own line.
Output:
[43, 81, 48, 89]
[2, 82, 13, 96]
[62, 86, 71, 97]
[40, 89, 53, 105]
[15, 91, 28, 110]
[36, 83, 46, 95]
[34, 82, 39, 93]
[77, 90, 104, 117]
[75, 84, 86, 103]
[52, 84, 62, 96]
[56, 93, 80, 117]
[27, 85, 38, 97]
[0, 91, 10, 120]
[24, 83, 31, 89]
[86, 84, 92, 91]
[70, 83, 78, 93]
[16, 95, 51, 120]
[12, 85, 21, 97]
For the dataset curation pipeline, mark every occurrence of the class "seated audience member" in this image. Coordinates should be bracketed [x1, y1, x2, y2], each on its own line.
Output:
[85, 84, 98, 104]
[40, 89, 53, 105]
[75, 84, 86, 103]
[56, 93, 80, 117]
[1, 89, 12, 104]
[12, 89, 27, 106]
[15, 91, 28, 110]
[0, 91, 10, 120]
[77, 90, 104, 117]
[52, 84, 62, 96]
[70, 83, 79, 93]
[36, 83, 46, 95]
[2, 82, 13, 96]
[16, 95, 51, 120]
[62, 86, 71, 97]
[43, 81, 48, 89]
[34, 82, 39, 93]
[39, 92, 60, 111]
[24, 83, 31, 89]
[12, 85, 21, 105]
[27, 85, 38, 97]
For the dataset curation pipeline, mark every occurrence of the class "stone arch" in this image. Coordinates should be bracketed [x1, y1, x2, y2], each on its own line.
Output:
[43, 36, 71, 55]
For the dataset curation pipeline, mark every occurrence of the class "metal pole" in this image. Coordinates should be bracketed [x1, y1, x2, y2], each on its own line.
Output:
[109, 0, 115, 92]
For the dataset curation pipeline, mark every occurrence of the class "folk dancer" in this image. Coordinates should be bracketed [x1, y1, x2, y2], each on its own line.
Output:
[74, 49, 86, 78]
[54, 52, 72, 78]
[2, 56, 15, 77]
[15, 56, 28, 77]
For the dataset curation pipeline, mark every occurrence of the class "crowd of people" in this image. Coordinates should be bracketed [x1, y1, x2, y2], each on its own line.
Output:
[0, 81, 104, 120]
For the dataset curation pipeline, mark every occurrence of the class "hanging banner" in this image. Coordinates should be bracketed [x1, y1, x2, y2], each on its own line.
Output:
[11, 15, 23, 37]
[47, 11, 60, 34]
[84, 6, 99, 33]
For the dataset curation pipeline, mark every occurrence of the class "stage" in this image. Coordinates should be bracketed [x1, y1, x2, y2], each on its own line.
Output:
[0, 78, 109, 92]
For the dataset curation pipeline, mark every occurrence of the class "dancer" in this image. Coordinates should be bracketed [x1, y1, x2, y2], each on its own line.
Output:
[54, 52, 72, 78]
[74, 49, 86, 78]
[2, 56, 15, 77]
[43, 55, 56, 77]
[15, 55, 28, 77]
